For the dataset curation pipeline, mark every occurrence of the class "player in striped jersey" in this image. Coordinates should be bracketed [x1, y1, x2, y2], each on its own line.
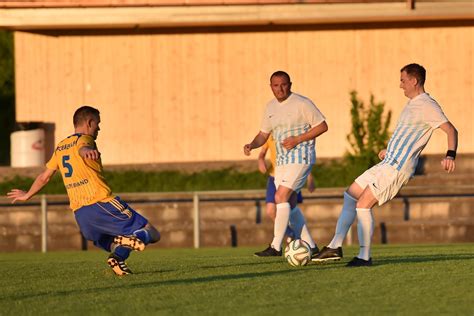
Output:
[257, 135, 319, 256]
[7, 106, 160, 276]
[244, 71, 328, 257]
[314, 63, 458, 266]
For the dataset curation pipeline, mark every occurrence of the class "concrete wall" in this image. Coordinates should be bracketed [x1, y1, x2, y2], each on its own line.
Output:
[14, 23, 474, 165]
[1, 184, 472, 252]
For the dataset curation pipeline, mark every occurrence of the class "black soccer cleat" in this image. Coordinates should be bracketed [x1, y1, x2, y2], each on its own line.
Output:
[254, 245, 282, 257]
[346, 257, 372, 267]
[310, 246, 320, 259]
[312, 246, 343, 263]
[107, 253, 133, 276]
[113, 235, 145, 251]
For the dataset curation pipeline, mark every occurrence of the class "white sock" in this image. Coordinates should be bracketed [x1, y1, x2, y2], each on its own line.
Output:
[328, 192, 357, 249]
[271, 203, 291, 251]
[289, 207, 315, 248]
[356, 208, 374, 261]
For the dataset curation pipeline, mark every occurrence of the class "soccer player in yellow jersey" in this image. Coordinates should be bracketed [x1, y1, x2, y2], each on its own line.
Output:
[7, 106, 160, 276]
[257, 135, 319, 256]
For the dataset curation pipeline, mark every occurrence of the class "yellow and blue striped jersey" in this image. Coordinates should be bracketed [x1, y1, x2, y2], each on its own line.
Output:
[46, 133, 113, 211]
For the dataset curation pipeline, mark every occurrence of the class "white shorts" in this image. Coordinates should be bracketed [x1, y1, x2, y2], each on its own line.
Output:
[274, 164, 313, 192]
[355, 163, 411, 206]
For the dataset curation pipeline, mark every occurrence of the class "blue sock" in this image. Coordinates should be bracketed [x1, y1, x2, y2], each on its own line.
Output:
[94, 236, 114, 252]
[133, 228, 151, 245]
[114, 246, 131, 261]
[285, 227, 295, 240]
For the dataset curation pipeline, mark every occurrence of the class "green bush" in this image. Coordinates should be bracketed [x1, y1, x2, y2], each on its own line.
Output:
[346, 91, 391, 169]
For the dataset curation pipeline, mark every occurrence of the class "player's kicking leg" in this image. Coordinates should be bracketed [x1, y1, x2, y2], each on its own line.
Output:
[313, 182, 363, 263]
[108, 223, 161, 275]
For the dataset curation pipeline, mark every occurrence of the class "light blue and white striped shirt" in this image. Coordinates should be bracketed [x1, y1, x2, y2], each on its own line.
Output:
[381, 93, 448, 174]
[261, 93, 326, 166]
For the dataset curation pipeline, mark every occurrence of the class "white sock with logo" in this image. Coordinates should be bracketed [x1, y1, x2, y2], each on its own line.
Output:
[356, 208, 374, 261]
[271, 202, 291, 251]
[289, 207, 316, 248]
[328, 192, 357, 249]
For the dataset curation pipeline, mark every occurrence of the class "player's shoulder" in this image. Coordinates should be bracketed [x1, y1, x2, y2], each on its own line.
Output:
[78, 134, 96, 149]
[76, 133, 94, 142]
[291, 92, 314, 103]
[415, 93, 440, 107]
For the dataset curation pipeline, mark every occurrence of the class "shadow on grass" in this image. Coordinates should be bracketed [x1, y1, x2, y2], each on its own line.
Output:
[196, 258, 284, 270]
[373, 253, 474, 266]
[3, 253, 473, 302]
[1, 268, 305, 302]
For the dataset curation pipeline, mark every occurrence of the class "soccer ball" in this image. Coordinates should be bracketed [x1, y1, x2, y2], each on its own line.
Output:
[284, 239, 311, 267]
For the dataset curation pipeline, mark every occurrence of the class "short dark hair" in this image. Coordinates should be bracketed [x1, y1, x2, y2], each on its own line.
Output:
[401, 63, 426, 86]
[73, 106, 100, 127]
[270, 71, 291, 83]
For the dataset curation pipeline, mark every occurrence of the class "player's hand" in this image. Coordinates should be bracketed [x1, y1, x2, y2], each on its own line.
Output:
[441, 158, 455, 173]
[378, 149, 387, 160]
[6, 189, 30, 204]
[258, 159, 267, 174]
[243, 144, 252, 156]
[83, 148, 101, 160]
[281, 136, 299, 150]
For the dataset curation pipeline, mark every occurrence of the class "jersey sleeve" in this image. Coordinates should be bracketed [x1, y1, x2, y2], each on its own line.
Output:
[423, 102, 448, 129]
[77, 135, 96, 150]
[45, 152, 58, 170]
[302, 100, 326, 127]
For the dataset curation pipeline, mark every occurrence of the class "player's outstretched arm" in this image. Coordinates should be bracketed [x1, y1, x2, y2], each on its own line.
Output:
[244, 131, 270, 156]
[282, 121, 328, 150]
[7, 168, 56, 203]
[79, 146, 101, 160]
[439, 121, 458, 173]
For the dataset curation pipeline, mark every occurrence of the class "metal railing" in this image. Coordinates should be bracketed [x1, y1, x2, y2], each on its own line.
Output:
[1, 186, 473, 252]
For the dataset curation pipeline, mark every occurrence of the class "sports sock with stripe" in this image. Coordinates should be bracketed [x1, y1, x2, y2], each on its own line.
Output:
[328, 192, 357, 249]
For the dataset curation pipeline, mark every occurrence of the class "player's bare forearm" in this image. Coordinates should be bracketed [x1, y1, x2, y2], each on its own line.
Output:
[7, 169, 56, 203]
[282, 121, 328, 150]
[244, 132, 270, 156]
[439, 121, 458, 152]
[439, 121, 458, 173]
[297, 121, 328, 142]
[258, 147, 268, 174]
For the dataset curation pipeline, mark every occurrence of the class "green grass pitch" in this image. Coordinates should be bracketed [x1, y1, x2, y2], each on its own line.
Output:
[1, 244, 473, 315]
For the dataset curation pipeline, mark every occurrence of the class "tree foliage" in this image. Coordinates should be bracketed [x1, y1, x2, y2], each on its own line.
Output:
[346, 90, 392, 168]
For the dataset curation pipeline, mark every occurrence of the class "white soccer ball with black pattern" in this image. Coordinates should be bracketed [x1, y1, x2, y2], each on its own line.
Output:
[285, 239, 311, 267]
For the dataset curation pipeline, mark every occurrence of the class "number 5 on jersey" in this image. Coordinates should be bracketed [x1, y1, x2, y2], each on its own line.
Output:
[62, 155, 73, 177]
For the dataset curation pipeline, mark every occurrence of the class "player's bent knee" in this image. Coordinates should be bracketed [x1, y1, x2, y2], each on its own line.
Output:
[274, 193, 287, 204]
[146, 225, 161, 243]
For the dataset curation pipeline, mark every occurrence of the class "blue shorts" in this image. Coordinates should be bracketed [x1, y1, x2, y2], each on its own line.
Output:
[266, 176, 303, 204]
[74, 196, 148, 242]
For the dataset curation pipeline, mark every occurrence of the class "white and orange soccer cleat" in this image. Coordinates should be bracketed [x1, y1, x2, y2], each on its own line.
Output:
[113, 235, 145, 251]
[107, 253, 133, 276]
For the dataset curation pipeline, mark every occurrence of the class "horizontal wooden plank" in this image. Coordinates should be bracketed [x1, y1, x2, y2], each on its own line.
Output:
[1, 2, 473, 30]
